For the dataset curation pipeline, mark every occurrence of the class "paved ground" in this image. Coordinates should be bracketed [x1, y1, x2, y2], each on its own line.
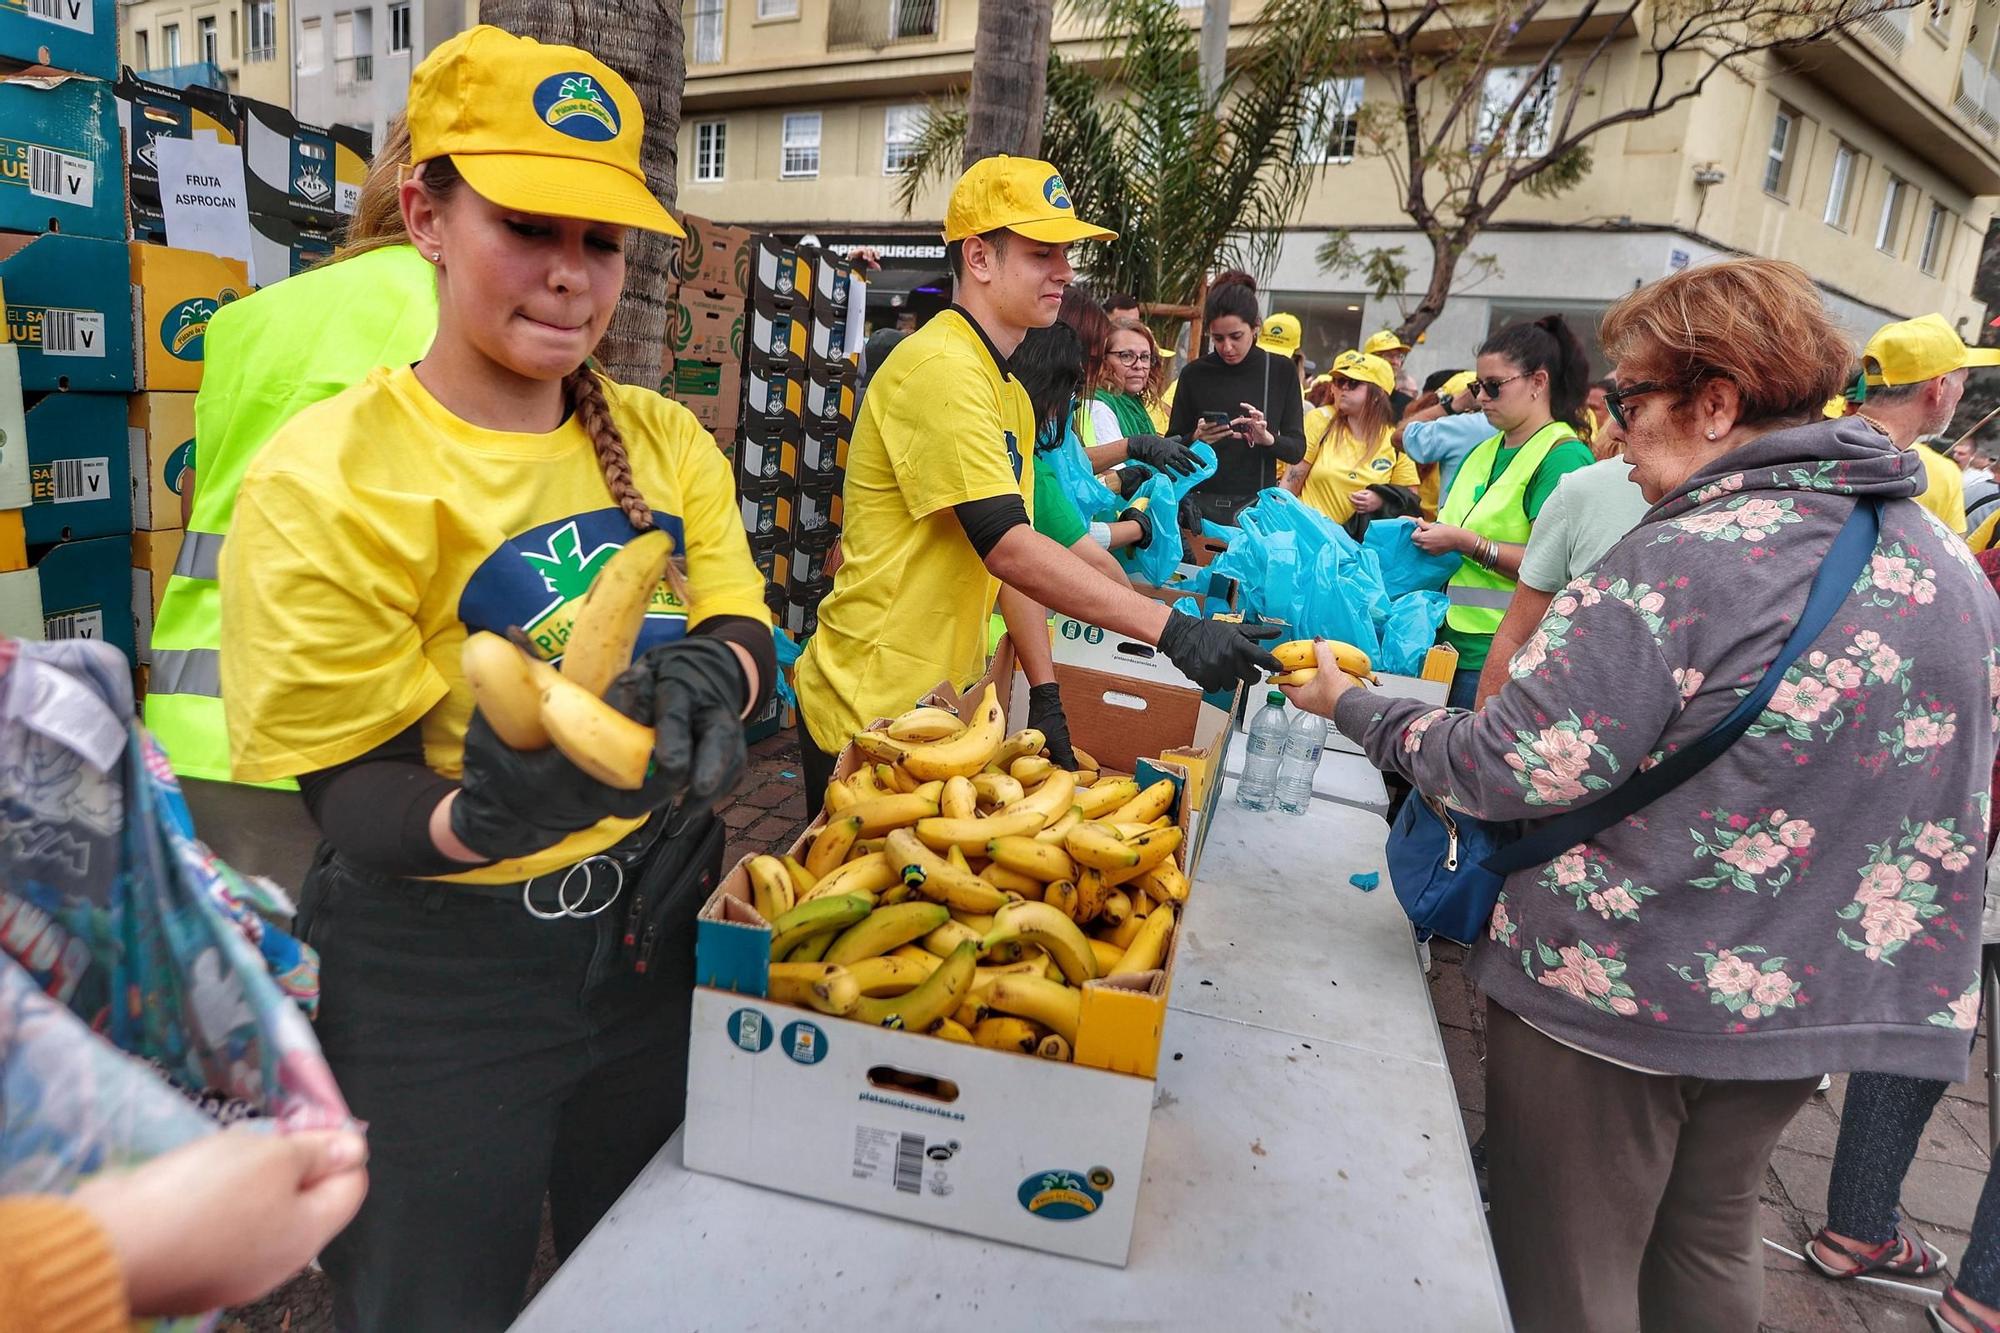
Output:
[227, 735, 1989, 1331]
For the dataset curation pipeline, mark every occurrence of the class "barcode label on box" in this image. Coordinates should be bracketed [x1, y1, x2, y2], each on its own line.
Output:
[893, 1131, 925, 1194]
[24, 0, 93, 31]
[40, 309, 106, 358]
[337, 180, 360, 213]
[44, 608, 104, 642]
[31, 457, 108, 506]
[27, 146, 94, 207]
[853, 1124, 929, 1194]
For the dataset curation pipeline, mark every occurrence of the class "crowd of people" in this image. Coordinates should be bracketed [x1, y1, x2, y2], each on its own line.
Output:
[7, 21, 2000, 1333]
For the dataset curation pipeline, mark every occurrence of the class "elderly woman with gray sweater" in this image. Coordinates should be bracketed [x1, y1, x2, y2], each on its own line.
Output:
[1285, 259, 2000, 1333]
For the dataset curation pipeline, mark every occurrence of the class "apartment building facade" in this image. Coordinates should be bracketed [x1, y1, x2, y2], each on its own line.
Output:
[118, 0, 292, 103]
[675, 0, 2000, 378]
[290, 0, 468, 138]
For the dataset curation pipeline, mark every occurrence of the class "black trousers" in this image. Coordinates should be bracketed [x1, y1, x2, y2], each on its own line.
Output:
[296, 840, 706, 1332]
[798, 709, 840, 820]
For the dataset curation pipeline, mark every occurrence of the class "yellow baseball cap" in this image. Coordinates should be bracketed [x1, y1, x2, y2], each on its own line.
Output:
[407, 25, 682, 237]
[1862, 313, 2000, 386]
[1440, 370, 1477, 400]
[1257, 312, 1302, 357]
[1363, 329, 1412, 356]
[1329, 349, 1394, 395]
[943, 155, 1116, 244]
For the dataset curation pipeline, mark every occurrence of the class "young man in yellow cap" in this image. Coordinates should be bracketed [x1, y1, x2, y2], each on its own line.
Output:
[794, 156, 1278, 808]
[1853, 313, 2000, 535]
[1364, 327, 1418, 416]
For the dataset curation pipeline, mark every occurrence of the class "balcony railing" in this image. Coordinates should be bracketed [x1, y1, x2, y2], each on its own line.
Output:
[1954, 48, 2000, 142]
[827, 0, 938, 50]
[136, 60, 229, 90]
[1859, 5, 1909, 53]
[335, 53, 373, 87]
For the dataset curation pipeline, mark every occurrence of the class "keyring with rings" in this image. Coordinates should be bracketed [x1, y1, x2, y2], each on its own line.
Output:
[521, 855, 626, 920]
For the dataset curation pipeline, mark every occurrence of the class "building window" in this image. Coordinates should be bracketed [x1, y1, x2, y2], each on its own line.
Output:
[245, 0, 274, 58]
[298, 16, 322, 72]
[135, 28, 149, 66]
[883, 104, 922, 174]
[1478, 64, 1558, 158]
[334, 9, 372, 86]
[163, 22, 181, 64]
[1877, 174, 1909, 252]
[389, 1, 410, 53]
[889, 0, 937, 39]
[197, 14, 218, 64]
[1930, 0, 1951, 32]
[693, 0, 724, 63]
[756, 0, 797, 17]
[1823, 140, 1857, 228]
[694, 119, 726, 182]
[1920, 202, 1951, 274]
[1300, 76, 1362, 164]
[1763, 104, 1798, 197]
[781, 111, 821, 178]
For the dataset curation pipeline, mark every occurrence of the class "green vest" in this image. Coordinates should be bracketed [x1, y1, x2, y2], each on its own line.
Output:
[1437, 421, 1574, 636]
[145, 244, 438, 785]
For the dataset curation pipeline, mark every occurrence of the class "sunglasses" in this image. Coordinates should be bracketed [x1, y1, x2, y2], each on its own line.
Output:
[1603, 380, 1667, 429]
[1471, 372, 1527, 400]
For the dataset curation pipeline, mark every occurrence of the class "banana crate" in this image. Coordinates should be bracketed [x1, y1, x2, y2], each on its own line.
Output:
[682, 638, 1217, 1265]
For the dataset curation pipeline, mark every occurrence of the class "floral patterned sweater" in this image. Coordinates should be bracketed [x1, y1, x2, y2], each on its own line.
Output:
[1335, 418, 2000, 1082]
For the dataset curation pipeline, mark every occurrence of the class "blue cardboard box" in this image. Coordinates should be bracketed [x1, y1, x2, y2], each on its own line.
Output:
[0, 231, 134, 390]
[0, 0, 117, 81]
[0, 67, 122, 241]
[22, 390, 126, 543]
[33, 533, 132, 661]
[115, 70, 242, 205]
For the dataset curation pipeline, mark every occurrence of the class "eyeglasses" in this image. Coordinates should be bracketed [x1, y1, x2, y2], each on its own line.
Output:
[1603, 380, 1667, 429]
[1108, 350, 1155, 367]
[1472, 373, 1527, 400]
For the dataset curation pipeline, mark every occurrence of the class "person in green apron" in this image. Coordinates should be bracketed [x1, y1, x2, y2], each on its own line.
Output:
[1414, 315, 1596, 707]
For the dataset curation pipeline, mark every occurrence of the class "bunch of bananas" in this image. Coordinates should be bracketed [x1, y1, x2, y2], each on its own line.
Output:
[744, 690, 1190, 1062]
[459, 529, 682, 789]
[1265, 638, 1377, 689]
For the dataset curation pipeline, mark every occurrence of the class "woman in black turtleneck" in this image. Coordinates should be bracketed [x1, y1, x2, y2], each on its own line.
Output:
[1166, 269, 1307, 526]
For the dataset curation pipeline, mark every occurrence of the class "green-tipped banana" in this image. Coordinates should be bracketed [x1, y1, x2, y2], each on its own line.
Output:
[823, 901, 952, 966]
[981, 900, 1099, 984]
[768, 894, 873, 961]
[853, 941, 979, 1031]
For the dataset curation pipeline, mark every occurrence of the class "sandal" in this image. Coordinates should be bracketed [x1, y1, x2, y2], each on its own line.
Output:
[1808, 1223, 1949, 1280]
[1930, 1289, 2000, 1333]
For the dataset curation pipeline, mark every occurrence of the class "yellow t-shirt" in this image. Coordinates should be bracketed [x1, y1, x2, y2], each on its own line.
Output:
[1916, 444, 1968, 535]
[1298, 407, 1416, 525]
[796, 308, 1036, 753]
[221, 365, 772, 883]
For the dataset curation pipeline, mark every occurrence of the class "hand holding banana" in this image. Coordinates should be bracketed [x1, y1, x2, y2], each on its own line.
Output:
[1274, 638, 1372, 719]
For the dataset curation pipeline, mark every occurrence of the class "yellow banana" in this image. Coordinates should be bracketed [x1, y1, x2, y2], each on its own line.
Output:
[982, 900, 1098, 984]
[766, 961, 862, 1015]
[539, 672, 655, 789]
[559, 528, 673, 695]
[782, 856, 817, 895]
[768, 894, 873, 961]
[853, 940, 979, 1031]
[844, 952, 942, 996]
[850, 730, 909, 763]
[1102, 889, 1133, 928]
[1036, 1033, 1073, 1062]
[845, 793, 942, 836]
[970, 772, 1025, 810]
[1129, 889, 1153, 918]
[800, 852, 896, 902]
[1072, 770, 1100, 787]
[1076, 777, 1141, 820]
[1087, 938, 1126, 974]
[946, 844, 973, 876]
[747, 855, 795, 923]
[1110, 778, 1177, 826]
[1271, 636, 1375, 680]
[887, 707, 967, 743]
[1066, 822, 1141, 872]
[787, 934, 832, 963]
[940, 775, 978, 821]
[950, 909, 996, 933]
[879, 762, 918, 795]
[847, 765, 886, 800]
[1074, 866, 1110, 924]
[986, 835, 1076, 883]
[933, 1018, 974, 1043]
[851, 837, 886, 859]
[898, 684, 1007, 780]
[824, 778, 857, 813]
[982, 973, 1082, 1043]
[1100, 913, 1147, 949]
[879, 883, 916, 906]
[1071, 745, 1100, 771]
[970, 1015, 1043, 1052]
[1045, 878, 1080, 921]
[461, 631, 553, 750]
[987, 729, 1044, 772]
[805, 814, 864, 878]
[979, 863, 1045, 899]
[1110, 903, 1176, 976]
[1134, 856, 1190, 904]
[824, 901, 952, 966]
[1009, 755, 1055, 788]
[922, 919, 982, 957]
[1004, 768, 1077, 826]
[885, 828, 1011, 913]
[916, 810, 1047, 853]
[1105, 826, 1183, 888]
[1034, 804, 1084, 845]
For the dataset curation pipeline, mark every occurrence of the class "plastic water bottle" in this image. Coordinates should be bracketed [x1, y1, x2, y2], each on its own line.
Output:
[1277, 706, 1324, 815]
[1238, 691, 1289, 811]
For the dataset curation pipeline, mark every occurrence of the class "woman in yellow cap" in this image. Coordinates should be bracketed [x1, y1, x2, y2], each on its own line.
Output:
[1283, 349, 1418, 534]
[218, 26, 774, 1329]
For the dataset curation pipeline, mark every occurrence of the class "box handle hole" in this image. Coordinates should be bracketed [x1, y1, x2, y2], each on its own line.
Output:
[1102, 690, 1150, 713]
[865, 1065, 960, 1103]
[1111, 639, 1159, 661]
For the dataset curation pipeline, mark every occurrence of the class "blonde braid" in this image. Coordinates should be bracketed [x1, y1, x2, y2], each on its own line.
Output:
[567, 365, 653, 532]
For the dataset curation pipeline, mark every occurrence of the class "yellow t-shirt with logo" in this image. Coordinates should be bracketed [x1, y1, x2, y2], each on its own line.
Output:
[1298, 407, 1416, 524]
[1916, 444, 1968, 535]
[221, 365, 772, 883]
[796, 308, 1036, 753]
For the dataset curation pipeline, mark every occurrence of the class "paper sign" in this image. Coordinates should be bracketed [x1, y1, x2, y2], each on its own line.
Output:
[155, 137, 254, 272]
[844, 273, 867, 365]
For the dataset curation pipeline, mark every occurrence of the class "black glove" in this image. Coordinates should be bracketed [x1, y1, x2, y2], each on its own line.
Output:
[1114, 466, 1148, 499]
[1124, 433, 1199, 476]
[602, 636, 751, 809]
[451, 710, 679, 863]
[1118, 504, 1155, 550]
[1156, 610, 1282, 694]
[1177, 494, 1204, 536]
[1026, 682, 1078, 770]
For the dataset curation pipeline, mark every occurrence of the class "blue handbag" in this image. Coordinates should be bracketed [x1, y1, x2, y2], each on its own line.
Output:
[1386, 498, 1880, 945]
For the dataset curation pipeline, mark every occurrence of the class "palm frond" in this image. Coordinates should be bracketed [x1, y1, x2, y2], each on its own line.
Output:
[894, 96, 970, 217]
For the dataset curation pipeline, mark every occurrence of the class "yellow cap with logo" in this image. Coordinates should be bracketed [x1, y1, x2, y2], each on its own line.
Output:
[1329, 349, 1394, 395]
[943, 155, 1116, 244]
[407, 24, 682, 237]
[1257, 312, 1302, 357]
[1363, 329, 1412, 356]
[1862, 313, 2000, 386]
[1440, 370, 1477, 401]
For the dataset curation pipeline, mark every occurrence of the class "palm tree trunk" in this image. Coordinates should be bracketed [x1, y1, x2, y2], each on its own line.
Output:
[963, 0, 1053, 167]
[476, 0, 683, 387]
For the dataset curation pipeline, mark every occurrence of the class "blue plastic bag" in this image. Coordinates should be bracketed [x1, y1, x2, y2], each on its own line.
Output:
[1043, 415, 1124, 524]
[1377, 590, 1448, 676]
[1363, 517, 1460, 598]
[1115, 442, 1216, 588]
[771, 628, 803, 708]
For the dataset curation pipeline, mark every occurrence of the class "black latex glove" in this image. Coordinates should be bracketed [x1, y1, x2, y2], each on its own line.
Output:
[1114, 466, 1147, 499]
[451, 709, 678, 863]
[1156, 610, 1282, 694]
[603, 636, 751, 808]
[1177, 495, 1204, 536]
[1118, 504, 1155, 550]
[1124, 433, 1199, 477]
[1026, 682, 1078, 770]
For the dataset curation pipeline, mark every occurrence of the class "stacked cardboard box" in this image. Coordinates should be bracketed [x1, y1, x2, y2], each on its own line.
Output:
[662, 212, 752, 459]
